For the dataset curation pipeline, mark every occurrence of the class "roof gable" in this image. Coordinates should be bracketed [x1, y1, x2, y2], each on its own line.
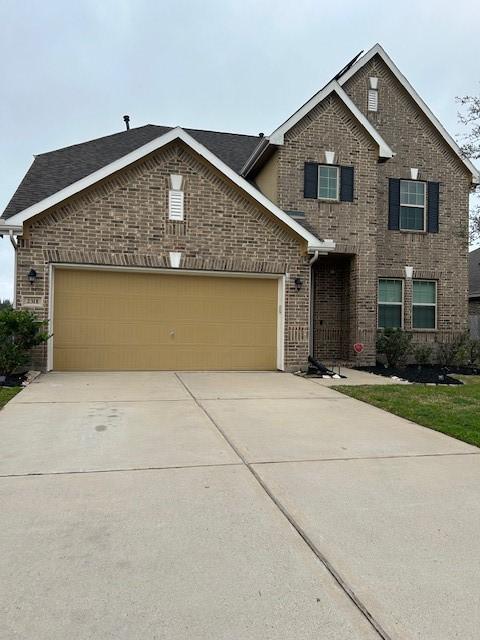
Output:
[1, 126, 260, 220]
[1, 127, 334, 253]
[267, 80, 393, 158]
[337, 44, 479, 184]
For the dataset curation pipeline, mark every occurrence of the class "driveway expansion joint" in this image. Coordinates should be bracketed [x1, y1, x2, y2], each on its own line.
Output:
[251, 450, 480, 465]
[174, 373, 392, 640]
[0, 462, 243, 479]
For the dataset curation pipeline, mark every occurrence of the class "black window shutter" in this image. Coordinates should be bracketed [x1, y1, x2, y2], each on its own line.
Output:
[427, 182, 440, 233]
[340, 166, 354, 202]
[304, 162, 318, 199]
[388, 178, 400, 230]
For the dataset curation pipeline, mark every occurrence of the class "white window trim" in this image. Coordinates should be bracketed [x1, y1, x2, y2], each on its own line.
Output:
[399, 179, 427, 232]
[317, 164, 340, 202]
[412, 279, 437, 330]
[377, 278, 404, 329]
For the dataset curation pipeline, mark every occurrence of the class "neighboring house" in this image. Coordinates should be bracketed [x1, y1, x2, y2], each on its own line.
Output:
[469, 247, 480, 338]
[1, 43, 478, 372]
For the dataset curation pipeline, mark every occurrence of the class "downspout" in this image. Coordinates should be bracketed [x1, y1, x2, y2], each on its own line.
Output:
[308, 250, 320, 357]
[9, 229, 18, 250]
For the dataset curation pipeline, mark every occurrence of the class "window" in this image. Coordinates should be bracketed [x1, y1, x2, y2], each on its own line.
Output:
[412, 280, 436, 329]
[400, 180, 426, 231]
[378, 279, 403, 328]
[318, 165, 339, 200]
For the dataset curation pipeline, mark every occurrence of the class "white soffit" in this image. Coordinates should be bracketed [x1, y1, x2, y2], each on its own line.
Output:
[6, 127, 334, 252]
[268, 80, 393, 159]
[338, 43, 479, 184]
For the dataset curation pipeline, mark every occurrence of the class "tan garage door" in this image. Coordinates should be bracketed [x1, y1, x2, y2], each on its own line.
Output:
[53, 268, 278, 371]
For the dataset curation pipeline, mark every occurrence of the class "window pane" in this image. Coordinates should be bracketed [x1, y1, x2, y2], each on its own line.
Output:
[413, 306, 435, 329]
[379, 279, 402, 303]
[379, 305, 402, 328]
[413, 281, 436, 304]
[400, 180, 425, 206]
[318, 165, 338, 199]
[400, 206, 424, 230]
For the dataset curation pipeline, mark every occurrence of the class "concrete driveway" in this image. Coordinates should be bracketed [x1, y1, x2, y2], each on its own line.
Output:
[1, 372, 479, 639]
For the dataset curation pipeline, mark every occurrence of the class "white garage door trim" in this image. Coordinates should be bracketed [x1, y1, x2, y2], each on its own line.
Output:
[47, 263, 286, 372]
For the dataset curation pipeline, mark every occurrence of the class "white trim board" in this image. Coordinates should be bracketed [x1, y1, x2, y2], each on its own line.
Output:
[268, 80, 394, 159]
[47, 263, 286, 372]
[337, 44, 479, 184]
[5, 127, 335, 254]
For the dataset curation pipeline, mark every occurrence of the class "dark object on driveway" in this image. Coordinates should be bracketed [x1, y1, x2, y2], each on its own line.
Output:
[306, 356, 346, 378]
[356, 364, 465, 385]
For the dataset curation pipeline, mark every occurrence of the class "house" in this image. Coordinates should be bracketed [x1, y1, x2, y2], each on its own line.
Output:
[1, 44, 478, 372]
[469, 247, 480, 338]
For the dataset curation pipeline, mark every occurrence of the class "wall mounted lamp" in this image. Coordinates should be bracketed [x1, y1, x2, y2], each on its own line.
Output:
[294, 277, 303, 292]
[28, 268, 37, 286]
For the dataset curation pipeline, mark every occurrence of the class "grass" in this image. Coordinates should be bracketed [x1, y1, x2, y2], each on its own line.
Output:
[0, 387, 22, 409]
[333, 376, 480, 448]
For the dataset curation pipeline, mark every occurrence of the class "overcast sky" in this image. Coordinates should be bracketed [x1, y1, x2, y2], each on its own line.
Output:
[1, 0, 479, 300]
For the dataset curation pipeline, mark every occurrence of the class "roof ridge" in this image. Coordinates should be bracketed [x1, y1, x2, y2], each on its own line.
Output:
[185, 127, 260, 139]
[35, 124, 164, 157]
[35, 125, 260, 158]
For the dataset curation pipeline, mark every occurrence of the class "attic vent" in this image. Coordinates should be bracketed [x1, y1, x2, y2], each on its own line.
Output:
[368, 89, 378, 112]
[168, 174, 184, 221]
[169, 190, 184, 220]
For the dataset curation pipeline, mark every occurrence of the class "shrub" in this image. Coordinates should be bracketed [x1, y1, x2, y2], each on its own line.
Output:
[468, 338, 480, 366]
[414, 343, 433, 367]
[0, 308, 49, 377]
[376, 329, 413, 368]
[437, 333, 470, 367]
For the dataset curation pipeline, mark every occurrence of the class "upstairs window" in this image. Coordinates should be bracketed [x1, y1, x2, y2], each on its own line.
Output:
[378, 279, 403, 328]
[318, 165, 339, 200]
[412, 280, 437, 329]
[399, 180, 426, 231]
[304, 163, 354, 202]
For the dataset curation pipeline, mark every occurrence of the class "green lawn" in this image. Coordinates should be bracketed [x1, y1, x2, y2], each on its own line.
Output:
[333, 376, 480, 448]
[0, 387, 22, 409]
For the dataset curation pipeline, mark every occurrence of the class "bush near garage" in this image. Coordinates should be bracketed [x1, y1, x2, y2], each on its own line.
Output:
[0, 308, 48, 378]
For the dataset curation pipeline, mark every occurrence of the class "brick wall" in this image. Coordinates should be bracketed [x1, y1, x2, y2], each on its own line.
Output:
[275, 93, 379, 363]
[262, 57, 470, 363]
[343, 54, 471, 336]
[16, 141, 311, 371]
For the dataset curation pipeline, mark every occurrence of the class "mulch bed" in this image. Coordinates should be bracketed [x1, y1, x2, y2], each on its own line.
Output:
[355, 364, 480, 385]
[0, 372, 28, 388]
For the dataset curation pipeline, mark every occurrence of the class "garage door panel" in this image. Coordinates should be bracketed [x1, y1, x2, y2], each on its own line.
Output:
[53, 269, 278, 371]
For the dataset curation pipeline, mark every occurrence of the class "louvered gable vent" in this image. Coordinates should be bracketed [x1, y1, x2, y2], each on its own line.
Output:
[169, 174, 184, 220]
[169, 189, 184, 220]
[368, 89, 378, 112]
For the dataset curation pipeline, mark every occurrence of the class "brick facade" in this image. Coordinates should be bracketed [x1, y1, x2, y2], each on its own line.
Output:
[343, 54, 470, 339]
[253, 56, 471, 364]
[12, 52, 473, 371]
[16, 141, 311, 371]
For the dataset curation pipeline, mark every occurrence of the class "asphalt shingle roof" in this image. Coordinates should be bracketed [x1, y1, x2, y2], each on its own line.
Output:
[2, 125, 261, 219]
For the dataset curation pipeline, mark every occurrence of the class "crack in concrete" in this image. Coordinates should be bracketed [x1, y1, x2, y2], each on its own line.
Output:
[174, 373, 393, 640]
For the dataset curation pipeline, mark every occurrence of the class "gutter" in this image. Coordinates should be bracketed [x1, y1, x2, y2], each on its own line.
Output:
[240, 137, 271, 176]
[308, 239, 335, 254]
[0, 220, 23, 236]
